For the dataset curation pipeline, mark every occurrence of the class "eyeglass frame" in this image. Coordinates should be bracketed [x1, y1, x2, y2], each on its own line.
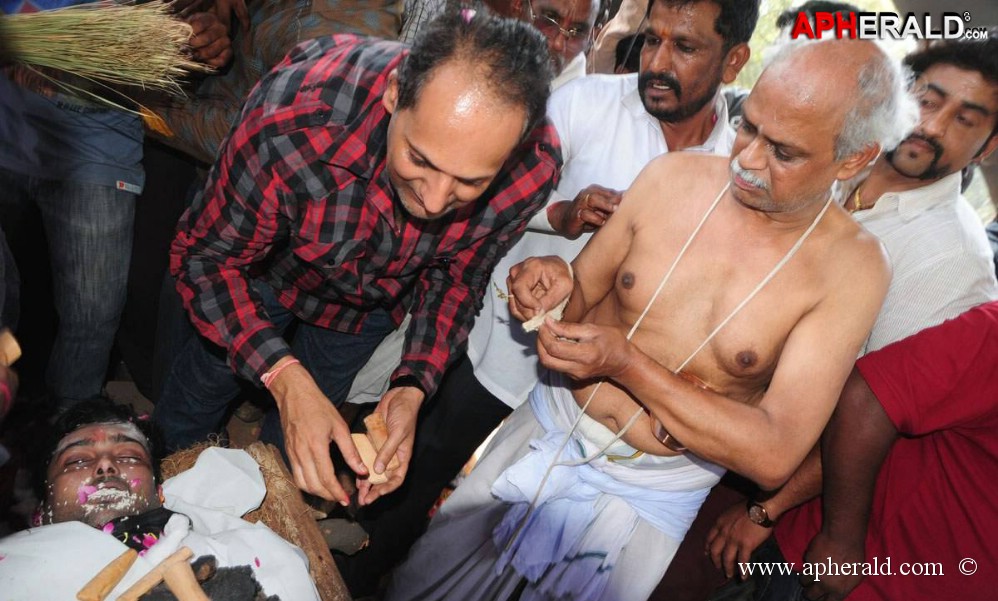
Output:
[525, 0, 594, 44]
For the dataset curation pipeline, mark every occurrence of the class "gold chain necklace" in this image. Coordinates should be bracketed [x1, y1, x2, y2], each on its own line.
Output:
[849, 184, 864, 213]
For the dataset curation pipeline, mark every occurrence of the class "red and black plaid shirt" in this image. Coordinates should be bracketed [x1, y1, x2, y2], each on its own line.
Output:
[170, 35, 561, 395]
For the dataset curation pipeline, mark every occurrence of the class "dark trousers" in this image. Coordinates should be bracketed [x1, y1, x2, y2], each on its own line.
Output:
[0, 167, 134, 408]
[337, 353, 513, 596]
[154, 279, 394, 452]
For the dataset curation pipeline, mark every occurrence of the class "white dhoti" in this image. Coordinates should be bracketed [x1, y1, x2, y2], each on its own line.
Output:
[386, 373, 725, 601]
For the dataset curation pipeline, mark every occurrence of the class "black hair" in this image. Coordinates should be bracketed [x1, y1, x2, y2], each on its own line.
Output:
[397, 7, 553, 137]
[645, 0, 760, 51]
[905, 32, 998, 137]
[33, 398, 162, 499]
[615, 33, 644, 73]
[775, 1, 860, 30]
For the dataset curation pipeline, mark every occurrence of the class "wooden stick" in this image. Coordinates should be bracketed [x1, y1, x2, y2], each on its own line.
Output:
[77, 548, 138, 601]
[162, 558, 210, 601]
[362, 413, 400, 471]
[115, 546, 193, 601]
[0, 328, 20, 366]
[351, 433, 388, 485]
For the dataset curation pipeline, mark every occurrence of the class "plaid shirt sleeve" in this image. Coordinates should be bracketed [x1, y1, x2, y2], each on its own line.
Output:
[172, 35, 404, 383]
[168, 35, 344, 383]
[170, 106, 294, 383]
[392, 122, 562, 396]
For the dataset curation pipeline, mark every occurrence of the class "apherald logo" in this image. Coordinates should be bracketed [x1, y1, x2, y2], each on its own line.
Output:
[789, 12, 989, 41]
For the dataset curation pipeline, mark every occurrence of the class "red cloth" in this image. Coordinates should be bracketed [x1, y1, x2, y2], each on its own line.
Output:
[171, 35, 560, 393]
[775, 301, 998, 600]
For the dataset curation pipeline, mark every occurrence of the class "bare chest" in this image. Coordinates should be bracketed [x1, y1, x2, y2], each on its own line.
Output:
[602, 221, 824, 395]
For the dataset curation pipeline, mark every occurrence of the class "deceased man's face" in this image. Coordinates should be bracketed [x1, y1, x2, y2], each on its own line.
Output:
[44, 422, 160, 528]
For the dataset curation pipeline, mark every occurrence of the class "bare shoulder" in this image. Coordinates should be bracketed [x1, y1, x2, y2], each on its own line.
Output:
[623, 152, 730, 214]
[633, 152, 729, 187]
[823, 208, 891, 294]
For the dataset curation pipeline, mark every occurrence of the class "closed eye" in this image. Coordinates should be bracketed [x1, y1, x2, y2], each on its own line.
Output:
[408, 151, 428, 168]
[773, 146, 794, 162]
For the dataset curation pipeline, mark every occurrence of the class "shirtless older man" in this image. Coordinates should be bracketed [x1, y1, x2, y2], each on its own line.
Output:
[385, 40, 914, 601]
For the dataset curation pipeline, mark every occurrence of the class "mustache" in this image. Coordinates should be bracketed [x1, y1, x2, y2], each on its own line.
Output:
[730, 158, 769, 191]
[903, 133, 944, 157]
[639, 71, 682, 98]
[91, 475, 130, 489]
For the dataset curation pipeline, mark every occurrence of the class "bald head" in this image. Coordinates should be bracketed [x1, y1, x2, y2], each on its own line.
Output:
[729, 40, 916, 215]
[760, 40, 917, 160]
[398, 9, 553, 138]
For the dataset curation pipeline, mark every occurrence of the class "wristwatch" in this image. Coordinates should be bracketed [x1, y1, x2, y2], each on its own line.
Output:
[746, 500, 776, 528]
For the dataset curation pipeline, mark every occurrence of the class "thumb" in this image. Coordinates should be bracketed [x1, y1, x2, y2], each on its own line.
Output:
[542, 316, 578, 339]
[374, 428, 404, 474]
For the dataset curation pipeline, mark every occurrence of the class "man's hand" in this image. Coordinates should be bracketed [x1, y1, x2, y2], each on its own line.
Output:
[269, 361, 367, 505]
[549, 185, 622, 239]
[186, 12, 233, 68]
[536, 319, 632, 380]
[506, 256, 574, 322]
[800, 531, 866, 601]
[213, 0, 250, 34]
[706, 501, 774, 580]
[356, 385, 424, 506]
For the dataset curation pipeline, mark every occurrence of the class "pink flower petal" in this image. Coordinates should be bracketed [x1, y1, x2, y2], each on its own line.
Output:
[77, 485, 97, 504]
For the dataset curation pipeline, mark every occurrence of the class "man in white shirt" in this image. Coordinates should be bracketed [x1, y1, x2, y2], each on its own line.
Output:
[519, 0, 603, 88]
[838, 63, 998, 352]
[336, 0, 758, 595]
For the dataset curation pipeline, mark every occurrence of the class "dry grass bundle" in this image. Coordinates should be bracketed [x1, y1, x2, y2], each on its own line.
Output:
[0, 1, 211, 96]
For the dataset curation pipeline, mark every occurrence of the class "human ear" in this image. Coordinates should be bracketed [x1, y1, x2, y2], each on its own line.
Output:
[382, 69, 400, 115]
[835, 142, 881, 181]
[971, 132, 998, 164]
[721, 43, 751, 84]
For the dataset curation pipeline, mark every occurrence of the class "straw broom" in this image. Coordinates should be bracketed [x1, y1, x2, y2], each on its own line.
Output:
[0, 1, 212, 99]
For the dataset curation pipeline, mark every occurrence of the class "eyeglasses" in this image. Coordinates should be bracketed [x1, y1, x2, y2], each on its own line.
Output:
[526, 0, 591, 42]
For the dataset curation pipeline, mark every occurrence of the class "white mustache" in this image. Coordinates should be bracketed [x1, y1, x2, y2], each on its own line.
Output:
[730, 158, 769, 191]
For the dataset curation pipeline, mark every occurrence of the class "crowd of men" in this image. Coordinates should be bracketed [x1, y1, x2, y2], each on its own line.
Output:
[0, 0, 996, 600]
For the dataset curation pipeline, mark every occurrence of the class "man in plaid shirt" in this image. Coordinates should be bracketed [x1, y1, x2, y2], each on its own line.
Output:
[155, 10, 561, 506]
